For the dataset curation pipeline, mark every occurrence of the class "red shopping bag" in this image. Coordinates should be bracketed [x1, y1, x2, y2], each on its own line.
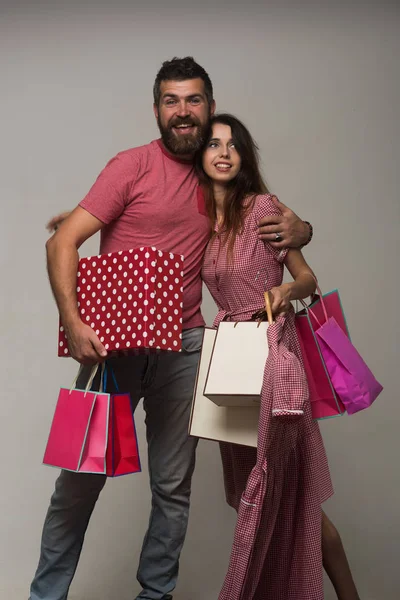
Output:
[295, 289, 348, 420]
[43, 365, 141, 476]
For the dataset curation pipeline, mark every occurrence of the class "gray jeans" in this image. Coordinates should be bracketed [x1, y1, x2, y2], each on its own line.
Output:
[29, 327, 203, 600]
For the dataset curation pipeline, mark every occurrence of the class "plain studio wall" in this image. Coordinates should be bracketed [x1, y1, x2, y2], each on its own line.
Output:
[0, 2, 399, 599]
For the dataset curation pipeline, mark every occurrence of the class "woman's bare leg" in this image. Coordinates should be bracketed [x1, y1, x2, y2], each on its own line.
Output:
[322, 511, 361, 600]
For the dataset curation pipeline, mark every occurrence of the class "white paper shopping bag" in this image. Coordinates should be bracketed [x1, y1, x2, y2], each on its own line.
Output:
[203, 321, 269, 407]
[189, 328, 259, 447]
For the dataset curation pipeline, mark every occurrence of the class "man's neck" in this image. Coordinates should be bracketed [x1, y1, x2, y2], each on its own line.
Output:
[158, 139, 194, 163]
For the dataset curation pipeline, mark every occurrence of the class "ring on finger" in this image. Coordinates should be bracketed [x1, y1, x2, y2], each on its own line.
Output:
[275, 232, 283, 242]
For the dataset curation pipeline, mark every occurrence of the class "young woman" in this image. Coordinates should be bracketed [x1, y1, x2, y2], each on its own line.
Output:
[197, 114, 360, 600]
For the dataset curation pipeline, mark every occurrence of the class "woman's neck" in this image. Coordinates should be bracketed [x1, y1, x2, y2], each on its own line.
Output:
[212, 182, 227, 224]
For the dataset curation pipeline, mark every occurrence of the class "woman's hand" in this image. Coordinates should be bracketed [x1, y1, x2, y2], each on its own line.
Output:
[269, 284, 293, 315]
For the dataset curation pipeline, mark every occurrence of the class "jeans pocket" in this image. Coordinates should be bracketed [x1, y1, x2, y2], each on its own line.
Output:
[181, 327, 204, 353]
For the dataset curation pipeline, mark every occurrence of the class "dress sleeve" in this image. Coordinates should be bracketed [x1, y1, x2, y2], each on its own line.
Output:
[79, 152, 139, 224]
[254, 194, 289, 264]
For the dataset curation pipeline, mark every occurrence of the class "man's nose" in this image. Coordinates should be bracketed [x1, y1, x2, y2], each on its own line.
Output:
[176, 101, 190, 118]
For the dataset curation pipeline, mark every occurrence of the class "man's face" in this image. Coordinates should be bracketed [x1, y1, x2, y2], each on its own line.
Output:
[154, 78, 215, 157]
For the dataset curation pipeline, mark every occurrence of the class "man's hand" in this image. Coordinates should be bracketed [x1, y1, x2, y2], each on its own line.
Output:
[258, 196, 310, 248]
[46, 211, 72, 233]
[65, 320, 107, 365]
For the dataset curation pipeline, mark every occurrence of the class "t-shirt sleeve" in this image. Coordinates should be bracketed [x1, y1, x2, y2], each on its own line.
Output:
[79, 152, 138, 224]
[254, 194, 289, 263]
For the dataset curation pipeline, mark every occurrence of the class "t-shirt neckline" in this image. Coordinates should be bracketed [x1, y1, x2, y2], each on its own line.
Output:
[156, 139, 194, 165]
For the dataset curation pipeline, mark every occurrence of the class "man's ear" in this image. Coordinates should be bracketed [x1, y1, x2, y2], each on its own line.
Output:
[210, 100, 216, 116]
[153, 103, 159, 120]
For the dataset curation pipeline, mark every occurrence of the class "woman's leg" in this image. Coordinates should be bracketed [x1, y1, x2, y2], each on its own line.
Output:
[322, 511, 360, 600]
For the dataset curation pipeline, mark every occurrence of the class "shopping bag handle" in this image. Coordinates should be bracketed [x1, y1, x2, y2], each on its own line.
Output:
[70, 364, 99, 396]
[263, 291, 274, 325]
[102, 362, 120, 393]
[298, 275, 329, 327]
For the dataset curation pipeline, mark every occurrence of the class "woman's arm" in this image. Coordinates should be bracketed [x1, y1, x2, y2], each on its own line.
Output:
[269, 249, 316, 315]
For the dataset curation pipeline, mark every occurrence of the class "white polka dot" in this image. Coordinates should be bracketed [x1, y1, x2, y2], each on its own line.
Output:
[150, 308, 155, 315]
[143, 331, 148, 338]
[174, 325, 178, 331]
[145, 252, 150, 259]
[157, 283, 162, 289]
[82, 278, 86, 284]
[123, 256, 128, 262]
[163, 292, 168, 298]
[137, 340, 141, 346]
[138, 324, 142, 330]
[168, 316, 173, 322]
[100, 337, 104, 342]
[59, 341, 63, 347]
[113, 258, 117, 264]
[106, 328, 110, 334]
[97, 283, 101, 289]
[168, 332, 172, 338]
[81, 308, 85, 314]
[138, 308, 143, 315]
[64, 348, 69, 354]
[77, 271, 81, 276]
[91, 322, 95, 327]
[91, 308, 95, 313]
[115, 342, 120, 349]
[102, 260, 107, 265]
[134, 254, 138, 260]
[173, 340, 178, 347]
[158, 267, 163, 273]
[133, 317, 137, 323]
[162, 323, 167, 328]
[116, 327, 121, 333]
[128, 310, 132, 316]
[144, 315, 148, 322]
[156, 330, 161, 336]
[162, 339, 166, 345]
[107, 282, 112, 288]
[127, 325, 131, 331]
[81, 263, 86, 269]
[92, 292, 96, 298]
[87, 269, 91, 276]
[86, 300, 91, 306]
[175, 278, 179, 284]
[108, 266, 112, 272]
[132, 332, 136, 339]
[157, 314, 161, 320]
[101, 306, 106, 312]
[174, 309, 179, 315]
[112, 320, 116, 326]
[105, 343, 109, 349]
[157, 299, 162, 304]
[111, 335, 115, 341]
[126, 341, 131, 347]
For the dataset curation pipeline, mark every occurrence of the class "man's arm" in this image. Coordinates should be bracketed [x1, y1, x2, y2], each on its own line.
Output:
[258, 196, 313, 248]
[46, 206, 107, 364]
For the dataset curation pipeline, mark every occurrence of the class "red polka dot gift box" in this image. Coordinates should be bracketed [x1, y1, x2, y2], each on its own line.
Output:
[58, 246, 184, 356]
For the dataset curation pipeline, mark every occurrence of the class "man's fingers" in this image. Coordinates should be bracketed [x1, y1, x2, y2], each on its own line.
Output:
[271, 195, 290, 214]
[89, 333, 108, 359]
[258, 224, 284, 236]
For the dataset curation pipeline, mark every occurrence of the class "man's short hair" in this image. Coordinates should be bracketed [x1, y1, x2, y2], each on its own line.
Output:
[153, 56, 214, 107]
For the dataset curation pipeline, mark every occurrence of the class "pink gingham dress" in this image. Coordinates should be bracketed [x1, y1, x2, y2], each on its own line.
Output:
[201, 194, 334, 600]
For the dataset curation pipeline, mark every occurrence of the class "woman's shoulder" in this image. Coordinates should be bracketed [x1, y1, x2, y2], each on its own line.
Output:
[252, 193, 282, 218]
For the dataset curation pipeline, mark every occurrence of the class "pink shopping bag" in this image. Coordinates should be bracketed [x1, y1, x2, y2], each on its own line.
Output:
[295, 289, 347, 419]
[43, 365, 141, 476]
[315, 316, 383, 414]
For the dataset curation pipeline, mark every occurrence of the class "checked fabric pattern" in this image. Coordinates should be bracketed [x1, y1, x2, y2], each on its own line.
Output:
[202, 195, 334, 600]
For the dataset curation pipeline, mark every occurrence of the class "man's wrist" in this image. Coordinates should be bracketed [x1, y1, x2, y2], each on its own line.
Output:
[301, 221, 313, 247]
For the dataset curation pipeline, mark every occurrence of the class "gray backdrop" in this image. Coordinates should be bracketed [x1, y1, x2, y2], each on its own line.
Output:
[1, 1, 399, 599]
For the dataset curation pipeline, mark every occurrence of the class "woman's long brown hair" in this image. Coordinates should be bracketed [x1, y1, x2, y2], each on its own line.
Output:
[195, 114, 270, 261]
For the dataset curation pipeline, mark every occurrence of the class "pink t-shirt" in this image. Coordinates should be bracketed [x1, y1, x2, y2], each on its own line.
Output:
[80, 139, 210, 329]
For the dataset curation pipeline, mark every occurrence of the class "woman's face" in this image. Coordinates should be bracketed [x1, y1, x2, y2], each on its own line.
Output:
[202, 123, 241, 185]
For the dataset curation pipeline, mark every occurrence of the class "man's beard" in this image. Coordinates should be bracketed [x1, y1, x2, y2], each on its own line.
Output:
[157, 114, 210, 156]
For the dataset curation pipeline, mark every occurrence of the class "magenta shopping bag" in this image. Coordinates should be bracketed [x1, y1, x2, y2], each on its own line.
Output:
[296, 290, 347, 419]
[43, 365, 141, 476]
[315, 317, 383, 414]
